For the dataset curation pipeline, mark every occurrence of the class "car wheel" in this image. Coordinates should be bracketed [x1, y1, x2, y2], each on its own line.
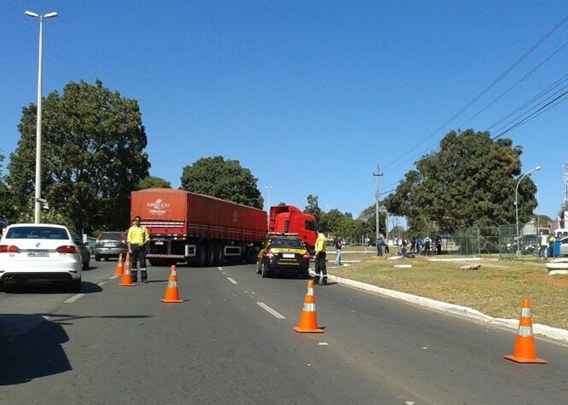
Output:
[261, 262, 271, 278]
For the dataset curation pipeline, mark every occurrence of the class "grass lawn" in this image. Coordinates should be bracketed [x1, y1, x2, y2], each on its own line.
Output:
[329, 253, 568, 330]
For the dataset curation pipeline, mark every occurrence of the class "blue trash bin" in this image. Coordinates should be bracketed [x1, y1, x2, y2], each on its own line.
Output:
[553, 240, 561, 257]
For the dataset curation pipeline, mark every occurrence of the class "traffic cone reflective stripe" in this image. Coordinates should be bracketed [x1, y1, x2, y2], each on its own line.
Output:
[161, 265, 183, 303]
[504, 299, 546, 364]
[294, 280, 324, 333]
[115, 253, 124, 276]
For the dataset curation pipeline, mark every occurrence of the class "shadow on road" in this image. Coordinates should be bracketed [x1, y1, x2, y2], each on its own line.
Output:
[0, 314, 70, 385]
[4, 281, 103, 295]
[0, 312, 152, 385]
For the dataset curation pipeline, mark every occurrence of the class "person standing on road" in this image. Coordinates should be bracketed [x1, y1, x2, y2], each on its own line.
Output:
[314, 232, 327, 285]
[127, 216, 150, 283]
[334, 238, 343, 266]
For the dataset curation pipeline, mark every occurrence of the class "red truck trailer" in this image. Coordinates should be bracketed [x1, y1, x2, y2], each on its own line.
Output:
[269, 205, 317, 252]
[131, 188, 267, 266]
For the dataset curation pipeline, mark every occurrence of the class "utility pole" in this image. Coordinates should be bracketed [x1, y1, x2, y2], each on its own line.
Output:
[373, 164, 383, 243]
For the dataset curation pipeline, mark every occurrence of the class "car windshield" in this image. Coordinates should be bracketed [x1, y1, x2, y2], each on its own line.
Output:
[6, 226, 69, 240]
[99, 232, 125, 241]
[270, 238, 304, 248]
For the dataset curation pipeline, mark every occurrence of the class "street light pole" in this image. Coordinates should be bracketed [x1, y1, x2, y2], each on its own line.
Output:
[25, 10, 58, 224]
[373, 164, 383, 243]
[515, 165, 542, 256]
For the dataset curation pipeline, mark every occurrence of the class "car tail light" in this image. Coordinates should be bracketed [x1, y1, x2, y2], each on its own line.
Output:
[57, 245, 78, 254]
[0, 245, 19, 253]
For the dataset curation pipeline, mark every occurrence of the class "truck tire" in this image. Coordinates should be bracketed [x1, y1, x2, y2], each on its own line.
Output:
[207, 245, 216, 267]
[216, 244, 224, 265]
[197, 246, 207, 267]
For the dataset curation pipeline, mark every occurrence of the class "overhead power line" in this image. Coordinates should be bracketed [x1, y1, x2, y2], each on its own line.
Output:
[383, 13, 568, 171]
[492, 87, 568, 139]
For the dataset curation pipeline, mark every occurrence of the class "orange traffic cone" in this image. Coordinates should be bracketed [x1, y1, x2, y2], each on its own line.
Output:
[115, 253, 124, 277]
[294, 279, 324, 333]
[119, 253, 136, 287]
[504, 298, 546, 364]
[161, 265, 183, 303]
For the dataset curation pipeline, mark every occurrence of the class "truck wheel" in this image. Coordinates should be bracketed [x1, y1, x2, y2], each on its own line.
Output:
[216, 245, 224, 265]
[197, 246, 207, 267]
[207, 245, 216, 267]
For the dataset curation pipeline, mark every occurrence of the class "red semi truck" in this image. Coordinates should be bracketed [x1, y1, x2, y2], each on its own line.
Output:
[269, 205, 317, 252]
[130, 188, 267, 266]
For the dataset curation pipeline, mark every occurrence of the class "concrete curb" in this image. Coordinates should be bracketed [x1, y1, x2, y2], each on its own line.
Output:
[325, 273, 568, 345]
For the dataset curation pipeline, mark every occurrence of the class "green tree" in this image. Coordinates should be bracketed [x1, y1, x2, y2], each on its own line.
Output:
[357, 203, 387, 236]
[180, 156, 263, 209]
[8, 80, 150, 233]
[136, 176, 171, 190]
[0, 154, 16, 222]
[304, 194, 322, 221]
[385, 129, 537, 234]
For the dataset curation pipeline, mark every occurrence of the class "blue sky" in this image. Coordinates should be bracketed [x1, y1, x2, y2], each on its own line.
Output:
[1, 1, 567, 221]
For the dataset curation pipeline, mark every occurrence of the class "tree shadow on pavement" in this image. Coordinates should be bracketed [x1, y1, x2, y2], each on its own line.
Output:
[0, 314, 70, 385]
[0, 313, 151, 385]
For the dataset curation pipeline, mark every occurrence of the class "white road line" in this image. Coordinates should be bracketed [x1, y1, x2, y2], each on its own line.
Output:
[227, 277, 238, 285]
[64, 293, 85, 304]
[318, 342, 329, 346]
[110, 275, 118, 280]
[217, 266, 223, 270]
[257, 302, 286, 320]
[97, 281, 107, 287]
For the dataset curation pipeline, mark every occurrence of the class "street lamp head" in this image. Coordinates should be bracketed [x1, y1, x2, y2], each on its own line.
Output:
[43, 12, 58, 19]
[535, 165, 542, 171]
[24, 10, 40, 18]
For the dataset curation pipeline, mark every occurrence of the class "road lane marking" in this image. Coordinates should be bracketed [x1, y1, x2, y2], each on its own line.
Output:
[257, 302, 286, 320]
[97, 281, 107, 287]
[227, 277, 238, 285]
[64, 293, 85, 304]
[217, 266, 223, 270]
[318, 342, 329, 346]
[110, 275, 118, 280]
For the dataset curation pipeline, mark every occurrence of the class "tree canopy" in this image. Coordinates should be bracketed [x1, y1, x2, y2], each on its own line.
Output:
[385, 129, 537, 234]
[180, 156, 263, 209]
[136, 176, 171, 190]
[8, 80, 150, 233]
[0, 154, 16, 222]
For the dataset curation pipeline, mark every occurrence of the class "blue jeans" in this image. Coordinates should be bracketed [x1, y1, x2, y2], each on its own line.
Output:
[335, 249, 342, 266]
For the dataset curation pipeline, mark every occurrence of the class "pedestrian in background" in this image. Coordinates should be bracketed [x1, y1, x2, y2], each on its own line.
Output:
[127, 216, 150, 283]
[334, 238, 343, 266]
[376, 234, 385, 256]
[314, 232, 328, 285]
[539, 231, 549, 259]
[424, 236, 431, 256]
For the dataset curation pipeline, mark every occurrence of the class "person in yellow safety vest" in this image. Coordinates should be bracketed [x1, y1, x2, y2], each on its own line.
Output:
[127, 216, 150, 283]
[314, 232, 327, 285]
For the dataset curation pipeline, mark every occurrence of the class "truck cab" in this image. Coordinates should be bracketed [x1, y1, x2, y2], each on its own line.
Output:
[269, 205, 317, 253]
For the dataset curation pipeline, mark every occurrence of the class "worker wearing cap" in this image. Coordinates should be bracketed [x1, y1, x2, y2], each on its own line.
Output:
[127, 216, 150, 283]
[314, 232, 327, 285]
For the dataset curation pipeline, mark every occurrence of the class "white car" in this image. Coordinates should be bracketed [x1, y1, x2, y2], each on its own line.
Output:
[0, 223, 82, 292]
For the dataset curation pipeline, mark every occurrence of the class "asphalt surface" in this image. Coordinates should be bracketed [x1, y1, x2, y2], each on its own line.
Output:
[1, 261, 568, 404]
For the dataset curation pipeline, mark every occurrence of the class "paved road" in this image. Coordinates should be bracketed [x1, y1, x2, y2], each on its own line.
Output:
[1, 262, 568, 404]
